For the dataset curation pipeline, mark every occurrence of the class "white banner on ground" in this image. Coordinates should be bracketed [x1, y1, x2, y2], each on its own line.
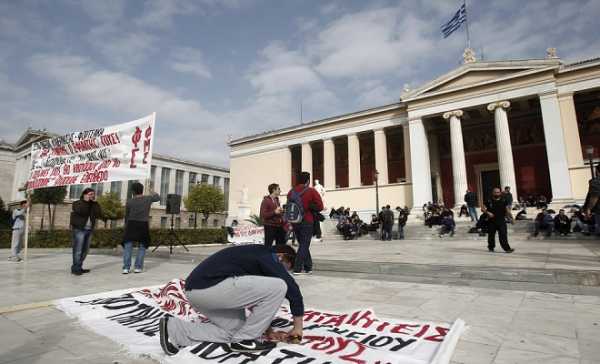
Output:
[227, 225, 265, 245]
[55, 279, 465, 364]
[27, 113, 156, 190]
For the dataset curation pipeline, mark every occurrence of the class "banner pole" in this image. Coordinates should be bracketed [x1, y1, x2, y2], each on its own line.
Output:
[464, 0, 471, 49]
[23, 190, 31, 262]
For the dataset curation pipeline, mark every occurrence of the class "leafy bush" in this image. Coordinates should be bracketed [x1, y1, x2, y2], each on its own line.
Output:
[0, 228, 227, 249]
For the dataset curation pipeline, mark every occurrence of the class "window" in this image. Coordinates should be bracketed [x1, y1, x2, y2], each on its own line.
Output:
[188, 215, 195, 227]
[201, 218, 207, 227]
[160, 168, 171, 205]
[213, 176, 221, 188]
[110, 181, 122, 197]
[201, 174, 209, 184]
[213, 219, 219, 227]
[91, 183, 104, 196]
[175, 170, 184, 195]
[150, 166, 157, 191]
[126, 180, 139, 200]
[224, 178, 230, 210]
[160, 216, 168, 228]
[189, 172, 197, 190]
[69, 184, 84, 199]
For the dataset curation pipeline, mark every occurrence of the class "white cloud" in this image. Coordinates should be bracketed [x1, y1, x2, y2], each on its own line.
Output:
[169, 47, 212, 79]
[135, 0, 197, 29]
[26, 53, 230, 164]
[87, 24, 157, 69]
[77, 0, 125, 22]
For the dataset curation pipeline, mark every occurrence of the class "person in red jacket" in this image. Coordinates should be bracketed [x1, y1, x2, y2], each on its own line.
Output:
[260, 183, 286, 247]
[287, 171, 323, 275]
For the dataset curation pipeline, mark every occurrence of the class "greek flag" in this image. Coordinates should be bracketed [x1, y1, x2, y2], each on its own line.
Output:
[441, 3, 467, 38]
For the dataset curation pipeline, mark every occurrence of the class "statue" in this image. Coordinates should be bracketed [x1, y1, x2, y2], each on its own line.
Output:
[313, 179, 326, 210]
[463, 48, 477, 64]
[546, 47, 558, 59]
[240, 185, 249, 205]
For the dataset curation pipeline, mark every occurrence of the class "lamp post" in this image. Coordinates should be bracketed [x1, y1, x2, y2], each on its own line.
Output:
[586, 146, 595, 179]
[374, 169, 380, 214]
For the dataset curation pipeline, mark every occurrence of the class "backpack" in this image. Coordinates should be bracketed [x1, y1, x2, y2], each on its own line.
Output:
[285, 187, 308, 224]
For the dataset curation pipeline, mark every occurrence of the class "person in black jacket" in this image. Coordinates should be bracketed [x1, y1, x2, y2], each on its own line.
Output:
[464, 189, 478, 221]
[70, 187, 102, 275]
[159, 244, 304, 355]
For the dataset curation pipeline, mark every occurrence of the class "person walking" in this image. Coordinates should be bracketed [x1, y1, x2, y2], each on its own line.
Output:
[260, 183, 286, 247]
[159, 244, 304, 355]
[481, 187, 515, 253]
[584, 164, 600, 236]
[8, 200, 28, 262]
[286, 171, 323, 275]
[122, 182, 160, 274]
[381, 205, 394, 241]
[70, 187, 103, 275]
[464, 189, 478, 222]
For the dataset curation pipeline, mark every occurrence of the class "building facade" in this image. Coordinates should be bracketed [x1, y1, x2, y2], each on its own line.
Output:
[228, 51, 600, 220]
[1, 129, 230, 230]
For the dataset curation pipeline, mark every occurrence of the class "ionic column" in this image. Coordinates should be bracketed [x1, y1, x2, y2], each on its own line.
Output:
[347, 133, 361, 187]
[539, 91, 574, 202]
[408, 118, 432, 208]
[443, 110, 468, 208]
[282, 147, 292, 190]
[374, 129, 388, 184]
[323, 138, 336, 189]
[301, 142, 312, 183]
[487, 101, 517, 199]
[403, 124, 411, 182]
[557, 92, 584, 167]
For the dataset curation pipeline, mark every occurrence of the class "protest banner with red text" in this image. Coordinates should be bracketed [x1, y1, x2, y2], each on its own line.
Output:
[26, 113, 156, 190]
[56, 279, 465, 364]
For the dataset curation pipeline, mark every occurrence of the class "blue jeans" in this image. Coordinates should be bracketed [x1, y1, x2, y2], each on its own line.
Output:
[123, 241, 146, 270]
[397, 225, 404, 239]
[293, 223, 313, 273]
[72, 229, 92, 273]
[468, 207, 477, 221]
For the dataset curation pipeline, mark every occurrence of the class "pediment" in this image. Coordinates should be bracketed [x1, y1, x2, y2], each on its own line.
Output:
[14, 129, 53, 149]
[402, 59, 561, 101]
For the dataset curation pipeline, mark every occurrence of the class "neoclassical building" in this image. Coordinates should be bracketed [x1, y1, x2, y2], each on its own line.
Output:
[228, 50, 600, 220]
[1, 129, 230, 230]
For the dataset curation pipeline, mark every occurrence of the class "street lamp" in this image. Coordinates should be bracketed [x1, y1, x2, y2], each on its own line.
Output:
[374, 169, 380, 214]
[586, 146, 595, 178]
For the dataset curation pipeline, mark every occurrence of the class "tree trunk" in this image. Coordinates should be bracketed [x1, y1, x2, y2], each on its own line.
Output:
[194, 212, 197, 229]
[47, 203, 53, 231]
[51, 204, 57, 230]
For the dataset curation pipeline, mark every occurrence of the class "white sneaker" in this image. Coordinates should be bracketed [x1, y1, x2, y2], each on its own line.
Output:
[134, 268, 142, 273]
[122, 269, 129, 274]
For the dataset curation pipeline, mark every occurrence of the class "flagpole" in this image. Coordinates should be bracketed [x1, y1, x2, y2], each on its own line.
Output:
[464, 0, 471, 49]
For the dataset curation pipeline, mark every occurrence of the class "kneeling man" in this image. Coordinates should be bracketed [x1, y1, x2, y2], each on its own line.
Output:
[159, 244, 303, 355]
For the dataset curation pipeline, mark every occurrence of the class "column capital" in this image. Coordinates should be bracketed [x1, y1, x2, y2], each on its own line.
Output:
[347, 132, 358, 138]
[487, 100, 511, 112]
[322, 137, 333, 142]
[442, 110, 464, 120]
[538, 90, 558, 100]
[557, 91, 574, 100]
[408, 117, 423, 126]
[374, 128, 386, 135]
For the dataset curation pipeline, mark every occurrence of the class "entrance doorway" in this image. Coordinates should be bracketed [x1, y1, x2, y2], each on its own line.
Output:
[480, 170, 500, 203]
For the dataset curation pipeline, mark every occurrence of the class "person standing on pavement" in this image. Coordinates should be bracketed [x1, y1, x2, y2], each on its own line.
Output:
[396, 207, 408, 240]
[8, 200, 28, 262]
[122, 182, 160, 274]
[464, 189, 478, 222]
[502, 186, 514, 209]
[287, 171, 323, 275]
[260, 183, 286, 247]
[481, 187, 515, 253]
[159, 244, 304, 355]
[381, 205, 394, 241]
[583, 164, 600, 236]
[70, 188, 103, 275]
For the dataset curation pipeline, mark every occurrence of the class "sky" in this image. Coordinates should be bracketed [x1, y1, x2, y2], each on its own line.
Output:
[1, 0, 599, 167]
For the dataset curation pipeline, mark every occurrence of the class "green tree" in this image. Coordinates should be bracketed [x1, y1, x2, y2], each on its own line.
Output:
[31, 186, 67, 230]
[245, 214, 263, 226]
[184, 184, 225, 229]
[96, 192, 125, 228]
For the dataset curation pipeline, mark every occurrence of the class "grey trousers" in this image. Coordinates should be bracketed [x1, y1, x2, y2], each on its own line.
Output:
[11, 229, 24, 257]
[168, 275, 287, 346]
